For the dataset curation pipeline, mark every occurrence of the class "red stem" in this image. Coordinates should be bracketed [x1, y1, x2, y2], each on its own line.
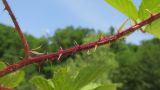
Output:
[0, 13, 160, 77]
[2, 0, 30, 59]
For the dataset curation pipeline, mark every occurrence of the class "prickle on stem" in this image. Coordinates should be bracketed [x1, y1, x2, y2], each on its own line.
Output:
[57, 47, 63, 61]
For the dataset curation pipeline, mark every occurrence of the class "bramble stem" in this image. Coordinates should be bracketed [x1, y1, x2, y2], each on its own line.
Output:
[2, 0, 30, 59]
[0, 12, 160, 77]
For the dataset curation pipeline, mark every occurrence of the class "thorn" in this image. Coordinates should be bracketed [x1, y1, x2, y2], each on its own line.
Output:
[87, 50, 90, 55]
[46, 52, 53, 66]
[57, 54, 62, 61]
[38, 65, 41, 72]
[50, 61, 53, 68]
[36, 62, 43, 72]
[32, 45, 42, 51]
[74, 40, 80, 50]
[49, 59, 53, 65]
[19, 57, 23, 59]
[3, 8, 6, 11]
[46, 52, 53, 65]
[94, 45, 98, 52]
[57, 47, 63, 61]
[75, 41, 80, 47]
[94, 34, 105, 50]
[140, 28, 146, 33]
[13, 29, 16, 32]
[72, 41, 80, 55]
[98, 34, 104, 41]
[145, 9, 153, 16]
[74, 40, 78, 45]
[149, 23, 152, 31]
[48, 58, 53, 68]
[0, 84, 3, 87]
[5, 62, 9, 66]
[30, 51, 44, 55]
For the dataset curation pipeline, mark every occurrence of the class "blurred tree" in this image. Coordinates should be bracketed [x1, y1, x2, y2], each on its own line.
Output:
[50, 26, 94, 51]
[109, 26, 115, 35]
[0, 24, 49, 90]
[0, 24, 49, 63]
[110, 38, 160, 90]
[0, 24, 23, 63]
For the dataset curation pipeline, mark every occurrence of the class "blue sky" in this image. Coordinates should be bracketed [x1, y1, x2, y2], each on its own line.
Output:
[0, 0, 154, 44]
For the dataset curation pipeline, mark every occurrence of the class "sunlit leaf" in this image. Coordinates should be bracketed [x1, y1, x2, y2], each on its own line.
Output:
[72, 62, 109, 90]
[80, 83, 100, 90]
[93, 84, 117, 90]
[51, 67, 74, 90]
[138, 0, 160, 38]
[145, 20, 160, 38]
[105, 0, 138, 20]
[139, 0, 160, 20]
[0, 62, 24, 88]
[30, 76, 54, 90]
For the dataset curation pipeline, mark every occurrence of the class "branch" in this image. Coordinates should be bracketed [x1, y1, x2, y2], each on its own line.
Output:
[0, 12, 160, 77]
[2, 0, 30, 59]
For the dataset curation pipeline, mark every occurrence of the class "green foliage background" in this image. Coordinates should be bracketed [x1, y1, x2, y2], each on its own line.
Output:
[1, 0, 160, 90]
[0, 23, 160, 90]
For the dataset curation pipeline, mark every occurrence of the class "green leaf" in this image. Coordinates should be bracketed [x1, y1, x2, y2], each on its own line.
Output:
[145, 20, 160, 38]
[30, 76, 54, 90]
[0, 62, 24, 88]
[80, 83, 101, 90]
[29, 48, 117, 90]
[93, 84, 117, 90]
[72, 62, 109, 90]
[105, 0, 138, 20]
[139, 0, 160, 20]
[51, 67, 74, 90]
[139, 0, 160, 38]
